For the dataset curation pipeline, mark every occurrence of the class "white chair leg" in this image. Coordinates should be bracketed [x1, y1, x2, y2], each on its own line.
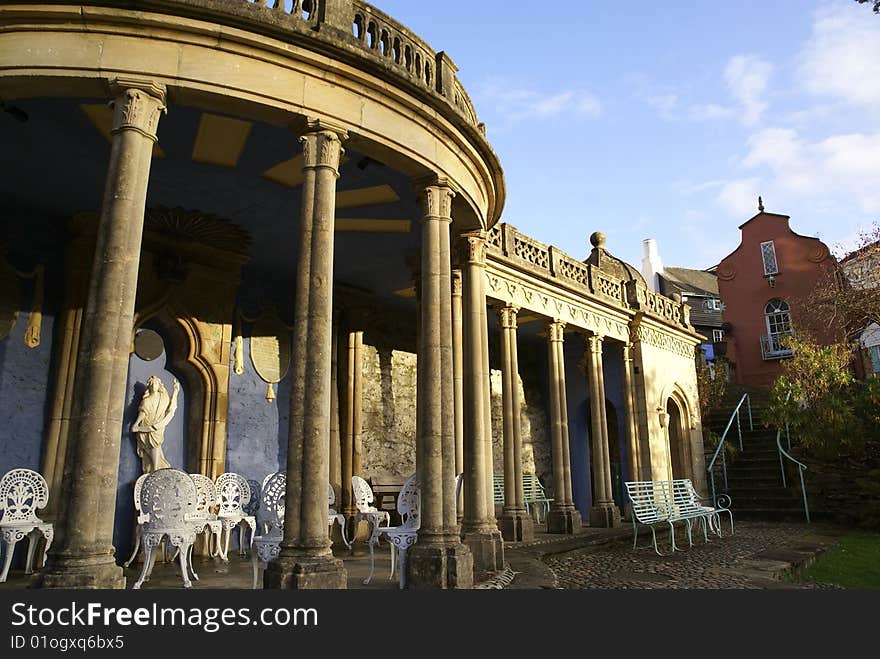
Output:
[188, 543, 199, 581]
[398, 547, 407, 590]
[0, 536, 20, 583]
[363, 533, 377, 585]
[238, 524, 245, 556]
[388, 541, 395, 581]
[133, 544, 153, 589]
[124, 525, 142, 568]
[178, 543, 192, 589]
[25, 529, 40, 575]
[223, 528, 231, 560]
[252, 553, 260, 590]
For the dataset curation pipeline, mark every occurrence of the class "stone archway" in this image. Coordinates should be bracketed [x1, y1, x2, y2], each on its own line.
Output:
[666, 397, 691, 480]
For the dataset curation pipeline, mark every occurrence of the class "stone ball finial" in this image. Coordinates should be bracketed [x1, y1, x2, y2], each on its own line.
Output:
[590, 231, 607, 248]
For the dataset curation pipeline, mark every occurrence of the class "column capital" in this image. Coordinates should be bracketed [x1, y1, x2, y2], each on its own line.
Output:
[109, 79, 167, 141]
[497, 304, 519, 330]
[417, 180, 455, 223]
[300, 121, 347, 174]
[451, 269, 463, 297]
[587, 332, 604, 353]
[458, 230, 487, 266]
[546, 319, 566, 342]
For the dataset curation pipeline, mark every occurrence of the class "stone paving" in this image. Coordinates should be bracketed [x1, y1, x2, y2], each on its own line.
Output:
[538, 520, 845, 589]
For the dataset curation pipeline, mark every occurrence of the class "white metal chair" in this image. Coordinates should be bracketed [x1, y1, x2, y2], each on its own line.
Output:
[182, 474, 227, 578]
[122, 473, 149, 568]
[328, 484, 350, 549]
[132, 468, 199, 589]
[364, 472, 420, 589]
[0, 468, 54, 583]
[351, 475, 391, 552]
[250, 472, 286, 589]
[215, 472, 257, 559]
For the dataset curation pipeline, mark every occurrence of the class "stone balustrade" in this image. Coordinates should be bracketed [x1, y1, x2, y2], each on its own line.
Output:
[485, 223, 691, 329]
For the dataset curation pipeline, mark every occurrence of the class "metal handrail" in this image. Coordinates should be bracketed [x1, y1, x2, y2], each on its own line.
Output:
[707, 393, 752, 506]
[775, 392, 810, 522]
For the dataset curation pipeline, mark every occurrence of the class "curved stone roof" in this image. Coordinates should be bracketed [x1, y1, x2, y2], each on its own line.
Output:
[585, 232, 646, 286]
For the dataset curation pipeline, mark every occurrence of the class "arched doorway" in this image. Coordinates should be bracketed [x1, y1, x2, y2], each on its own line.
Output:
[666, 398, 691, 480]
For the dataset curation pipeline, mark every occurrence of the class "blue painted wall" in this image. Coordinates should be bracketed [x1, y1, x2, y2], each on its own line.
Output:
[112, 331, 187, 561]
[0, 273, 56, 479]
[225, 335, 290, 488]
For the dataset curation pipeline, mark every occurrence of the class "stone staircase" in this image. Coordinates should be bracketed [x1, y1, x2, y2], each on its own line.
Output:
[705, 388, 809, 521]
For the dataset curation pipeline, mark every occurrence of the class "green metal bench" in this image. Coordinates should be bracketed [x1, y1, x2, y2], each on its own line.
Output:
[624, 479, 722, 555]
[493, 473, 553, 524]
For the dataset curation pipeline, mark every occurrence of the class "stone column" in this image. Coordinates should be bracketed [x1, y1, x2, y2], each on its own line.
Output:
[458, 231, 504, 576]
[587, 334, 621, 528]
[407, 181, 474, 589]
[37, 79, 166, 588]
[497, 304, 534, 541]
[622, 343, 641, 489]
[265, 120, 348, 589]
[545, 320, 582, 534]
[452, 269, 464, 480]
[350, 330, 364, 478]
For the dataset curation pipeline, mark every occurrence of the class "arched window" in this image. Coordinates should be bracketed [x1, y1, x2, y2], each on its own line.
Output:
[764, 299, 792, 354]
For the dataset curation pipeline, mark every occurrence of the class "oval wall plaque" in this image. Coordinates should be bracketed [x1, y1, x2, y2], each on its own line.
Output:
[250, 309, 291, 402]
[134, 328, 165, 361]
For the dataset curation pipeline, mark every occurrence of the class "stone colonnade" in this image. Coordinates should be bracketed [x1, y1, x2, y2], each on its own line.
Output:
[36, 79, 649, 591]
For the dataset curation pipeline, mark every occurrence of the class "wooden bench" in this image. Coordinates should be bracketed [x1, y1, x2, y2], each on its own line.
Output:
[368, 477, 404, 526]
[493, 474, 554, 524]
[624, 479, 730, 555]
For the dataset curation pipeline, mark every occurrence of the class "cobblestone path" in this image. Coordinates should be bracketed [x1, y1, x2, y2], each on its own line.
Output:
[544, 520, 843, 589]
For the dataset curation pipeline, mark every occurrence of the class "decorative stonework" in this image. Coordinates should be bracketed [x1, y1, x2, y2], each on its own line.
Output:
[633, 324, 697, 359]
[300, 122, 348, 173]
[546, 319, 565, 343]
[459, 231, 487, 266]
[145, 207, 252, 256]
[451, 269, 462, 297]
[419, 183, 455, 222]
[498, 304, 518, 330]
[485, 269, 630, 342]
[110, 82, 166, 141]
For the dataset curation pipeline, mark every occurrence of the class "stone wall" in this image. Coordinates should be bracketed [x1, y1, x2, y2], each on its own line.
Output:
[359, 345, 550, 484]
[360, 346, 417, 481]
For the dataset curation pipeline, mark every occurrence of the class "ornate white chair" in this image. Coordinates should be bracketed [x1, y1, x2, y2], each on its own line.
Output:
[182, 474, 227, 578]
[327, 484, 350, 549]
[364, 472, 420, 589]
[250, 472, 286, 589]
[122, 473, 150, 568]
[215, 472, 257, 559]
[0, 469, 53, 583]
[351, 475, 390, 552]
[132, 468, 199, 589]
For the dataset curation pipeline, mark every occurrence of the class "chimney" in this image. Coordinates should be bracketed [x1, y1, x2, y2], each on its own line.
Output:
[642, 238, 663, 292]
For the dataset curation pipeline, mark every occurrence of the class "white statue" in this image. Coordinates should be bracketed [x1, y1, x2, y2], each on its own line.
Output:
[132, 375, 180, 473]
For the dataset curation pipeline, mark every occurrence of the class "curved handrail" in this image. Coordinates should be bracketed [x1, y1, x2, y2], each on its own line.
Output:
[774, 392, 810, 522]
[707, 392, 752, 506]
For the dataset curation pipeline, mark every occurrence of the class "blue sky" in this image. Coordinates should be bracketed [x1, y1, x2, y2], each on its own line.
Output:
[375, 1, 880, 271]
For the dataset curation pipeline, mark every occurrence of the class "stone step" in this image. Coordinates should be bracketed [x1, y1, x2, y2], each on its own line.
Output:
[731, 508, 811, 522]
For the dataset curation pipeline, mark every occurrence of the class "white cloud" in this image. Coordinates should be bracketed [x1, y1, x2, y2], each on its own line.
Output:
[715, 128, 880, 217]
[724, 55, 772, 126]
[475, 78, 602, 127]
[798, 4, 880, 108]
[717, 178, 762, 216]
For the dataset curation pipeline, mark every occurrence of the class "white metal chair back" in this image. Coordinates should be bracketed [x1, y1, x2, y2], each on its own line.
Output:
[132, 473, 149, 514]
[0, 469, 54, 583]
[260, 472, 286, 532]
[190, 473, 218, 517]
[215, 472, 251, 518]
[0, 468, 49, 525]
[132, 468, 199, 589]
[396, 473, 421, 532]
[351, 475, 380, 514]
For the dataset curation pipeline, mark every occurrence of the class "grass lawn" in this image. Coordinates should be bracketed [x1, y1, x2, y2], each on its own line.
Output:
[798, 533, 880, 589]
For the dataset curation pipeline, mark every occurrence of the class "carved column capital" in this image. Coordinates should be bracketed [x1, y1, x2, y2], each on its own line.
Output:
[587, 333, 604, 354]
[459, 231, 487, 266]
[497, 304, 519, 330]
[109, 79, 167, 141]
[546, 319, 566, 343]
[418, 181, 455, 223]
[300, 119, 348, 174]
[451, 269, 463, 298]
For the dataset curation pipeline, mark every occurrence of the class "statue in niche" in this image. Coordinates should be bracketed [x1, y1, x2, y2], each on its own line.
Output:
[132, 375, 180, 473]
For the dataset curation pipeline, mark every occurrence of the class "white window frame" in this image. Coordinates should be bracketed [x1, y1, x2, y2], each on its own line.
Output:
[712, 329, 724, 343]
[704, 299, 723, 312]
[761, 241, 779, 276]
[764, 299, 792, 349]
